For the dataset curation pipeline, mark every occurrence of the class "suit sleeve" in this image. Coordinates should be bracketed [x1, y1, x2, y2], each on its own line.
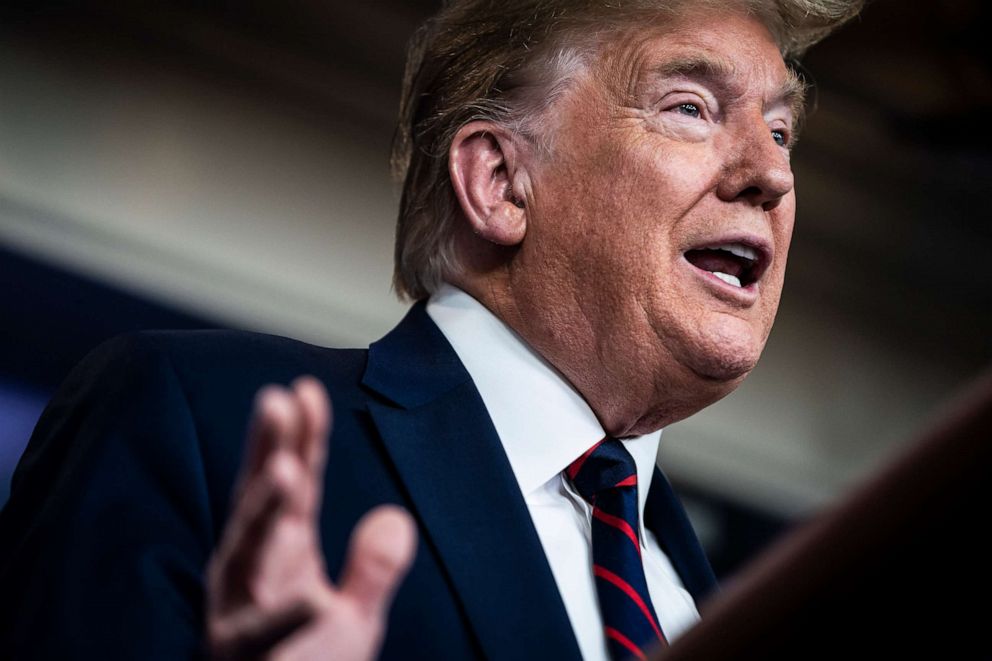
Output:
[0, 334, 217, 659]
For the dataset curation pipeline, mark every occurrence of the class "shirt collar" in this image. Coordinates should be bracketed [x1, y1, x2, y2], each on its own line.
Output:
[426, 283, 662, 506]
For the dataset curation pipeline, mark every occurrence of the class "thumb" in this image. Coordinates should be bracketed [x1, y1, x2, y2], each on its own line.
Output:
[338, 505, 417, 618]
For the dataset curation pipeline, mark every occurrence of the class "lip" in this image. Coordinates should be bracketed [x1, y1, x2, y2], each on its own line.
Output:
[680, 233, 773, 306]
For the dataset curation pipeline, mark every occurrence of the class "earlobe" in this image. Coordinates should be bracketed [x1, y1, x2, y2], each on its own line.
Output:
[449, 121, 527, 247]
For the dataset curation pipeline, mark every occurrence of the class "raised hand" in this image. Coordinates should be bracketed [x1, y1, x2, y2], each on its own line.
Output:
[206, 376, 417, 660]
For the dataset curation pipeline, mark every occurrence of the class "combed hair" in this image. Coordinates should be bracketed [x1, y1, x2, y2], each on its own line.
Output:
[391, 0, 864, 300]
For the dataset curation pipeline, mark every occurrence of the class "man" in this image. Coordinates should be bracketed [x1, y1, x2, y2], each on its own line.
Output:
[0, 1, 862, 659]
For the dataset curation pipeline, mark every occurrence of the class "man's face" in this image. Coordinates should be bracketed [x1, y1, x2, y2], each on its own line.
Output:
[505, 8, 798, 434]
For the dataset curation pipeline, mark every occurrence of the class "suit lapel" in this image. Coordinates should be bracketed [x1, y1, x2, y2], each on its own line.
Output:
[363, 303, 583, 661]
[645, 467, 719, 604]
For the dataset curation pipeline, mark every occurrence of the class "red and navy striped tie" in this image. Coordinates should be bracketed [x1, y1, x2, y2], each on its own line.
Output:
[567, 438, 667, 661]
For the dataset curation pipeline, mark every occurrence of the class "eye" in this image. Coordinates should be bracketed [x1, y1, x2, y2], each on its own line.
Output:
[771, 128, 788, 147]
[674, 102, 701, 118]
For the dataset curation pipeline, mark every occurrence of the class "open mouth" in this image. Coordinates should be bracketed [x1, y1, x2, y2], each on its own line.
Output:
[683, 242, 768, 289]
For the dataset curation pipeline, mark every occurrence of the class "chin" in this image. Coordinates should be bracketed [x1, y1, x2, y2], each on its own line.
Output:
[683, 320, 764, 383]
[628, 344, 754, 436]
[690, 351, 757, 383]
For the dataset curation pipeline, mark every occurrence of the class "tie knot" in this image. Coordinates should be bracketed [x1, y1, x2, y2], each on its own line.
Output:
[566, 437, 638, 503]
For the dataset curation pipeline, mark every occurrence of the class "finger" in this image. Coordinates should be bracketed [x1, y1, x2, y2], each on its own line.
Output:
[210, 599, 314, 661]
[241, 386, 293, 483]
[291, 376, 331, 487]
[214, 452, 300, 605]
[338, 505, 418, 619]
[238, 387, 304, 500]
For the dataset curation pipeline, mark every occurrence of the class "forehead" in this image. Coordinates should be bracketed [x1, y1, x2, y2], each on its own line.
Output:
[597, 8, 799, 109]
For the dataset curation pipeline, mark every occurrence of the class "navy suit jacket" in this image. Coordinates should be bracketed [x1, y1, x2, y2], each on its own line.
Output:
[0, 302, 716, 659]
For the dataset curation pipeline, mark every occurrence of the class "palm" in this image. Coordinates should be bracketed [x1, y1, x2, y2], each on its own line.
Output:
[206, 377, 416, 660]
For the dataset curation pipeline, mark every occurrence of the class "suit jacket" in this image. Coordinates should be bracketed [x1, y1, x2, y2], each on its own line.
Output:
[0, 301, 717, 660]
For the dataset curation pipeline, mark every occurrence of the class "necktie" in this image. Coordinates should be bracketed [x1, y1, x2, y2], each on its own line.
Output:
[567, 438, 667, 660]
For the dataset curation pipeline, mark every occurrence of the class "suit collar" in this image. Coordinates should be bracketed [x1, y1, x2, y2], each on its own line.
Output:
[363, 302, 583, 661]
[362, 301, 472, 409]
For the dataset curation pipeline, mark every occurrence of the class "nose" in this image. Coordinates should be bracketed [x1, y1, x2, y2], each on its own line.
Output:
[716, 118, 795, 211]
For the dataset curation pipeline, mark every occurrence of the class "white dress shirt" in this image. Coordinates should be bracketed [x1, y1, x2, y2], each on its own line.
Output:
[426, 284, 700, 660]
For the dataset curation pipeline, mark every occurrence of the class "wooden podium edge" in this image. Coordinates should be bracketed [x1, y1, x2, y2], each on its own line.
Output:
[656, 366, 992, 659]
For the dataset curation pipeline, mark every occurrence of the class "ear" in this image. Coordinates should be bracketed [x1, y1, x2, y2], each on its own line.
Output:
[449, 121, 528, 246]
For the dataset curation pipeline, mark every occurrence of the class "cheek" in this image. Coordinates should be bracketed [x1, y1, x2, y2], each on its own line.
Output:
[571, 147, 718, 304]
[527, 131, 721, 298]
[626, 143, 723, 241]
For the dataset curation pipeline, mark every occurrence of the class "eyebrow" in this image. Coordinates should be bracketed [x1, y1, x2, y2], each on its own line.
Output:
[646, 55, 809, 130]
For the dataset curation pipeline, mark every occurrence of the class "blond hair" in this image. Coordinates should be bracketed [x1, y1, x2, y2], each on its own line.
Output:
[391, 0, 863, 300]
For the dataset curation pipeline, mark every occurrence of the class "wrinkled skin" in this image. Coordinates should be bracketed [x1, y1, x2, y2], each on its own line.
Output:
[453, 7, 798, 437]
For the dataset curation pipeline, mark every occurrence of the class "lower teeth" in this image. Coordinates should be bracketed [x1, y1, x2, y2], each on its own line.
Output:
[712, 272, 742, 287]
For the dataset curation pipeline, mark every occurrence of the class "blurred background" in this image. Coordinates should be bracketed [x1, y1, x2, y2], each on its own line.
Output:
[1, 0, 989, 578]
